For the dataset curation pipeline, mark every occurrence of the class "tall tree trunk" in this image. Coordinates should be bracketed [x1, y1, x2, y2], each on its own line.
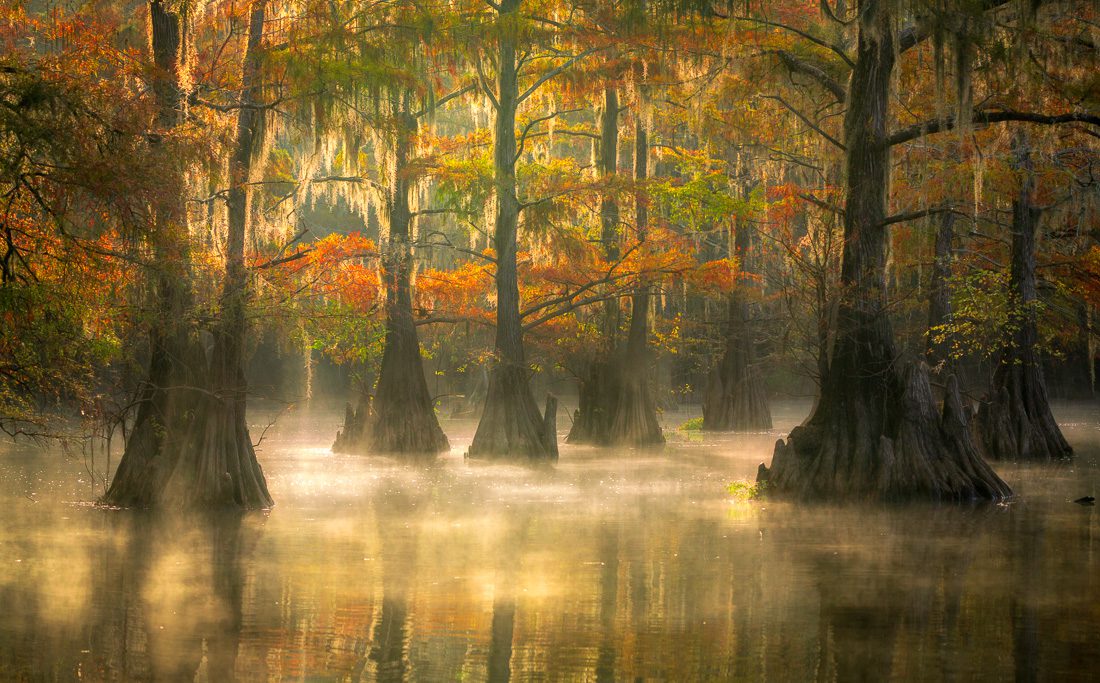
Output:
[568, 87, 621, 445]
[334, 96, 449, 455]
[468, 0, 557, 461]
[926, 212, 955, 367]
[976, 133, 1072, 461]
[162, 0, 273, 508]
[702, 218, 772, 431]
[607, 104, 663, 446]
[106, 1, 205, 506]
[759, 0, 1010, 501]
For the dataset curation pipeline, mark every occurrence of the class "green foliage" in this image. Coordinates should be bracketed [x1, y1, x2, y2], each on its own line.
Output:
[726, 480, 767, 501]
[435, 155, 494, 220]
[651, 150, 759, 233]
[0, 283, 121, 433]
[305, 298, 385, 369]
[678, 416, 704, 431]
[928, 269, 1047, 361]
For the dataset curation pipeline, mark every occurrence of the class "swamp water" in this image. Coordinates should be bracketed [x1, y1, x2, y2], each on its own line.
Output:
[0, 401, 1097, 682]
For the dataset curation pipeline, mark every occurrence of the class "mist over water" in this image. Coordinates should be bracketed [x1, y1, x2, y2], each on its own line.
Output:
[1, 401, 1097, 681]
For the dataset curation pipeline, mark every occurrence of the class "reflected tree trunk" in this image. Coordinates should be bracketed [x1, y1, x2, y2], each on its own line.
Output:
[366, 491, 416, 682]
[595, 526, 619, 683]
[487, 596, 516, 683]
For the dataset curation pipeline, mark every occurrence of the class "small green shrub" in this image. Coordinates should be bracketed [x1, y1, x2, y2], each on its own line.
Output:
[727, 480, 767, 501]
[679, 417, 704, 431]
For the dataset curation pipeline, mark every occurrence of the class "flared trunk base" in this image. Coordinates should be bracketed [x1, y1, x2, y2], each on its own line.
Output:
[702, 364, 772, 432]
[468, 364, 557, 461]
[760, 365, 1012, 502]
[976, 367, 1072, 461]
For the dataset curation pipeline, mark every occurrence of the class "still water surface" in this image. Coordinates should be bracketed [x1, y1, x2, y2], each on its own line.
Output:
[0, 401, 1097, 682]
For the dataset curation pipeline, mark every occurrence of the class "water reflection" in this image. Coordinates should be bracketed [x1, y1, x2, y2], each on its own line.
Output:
[0, 404, 1096, 681]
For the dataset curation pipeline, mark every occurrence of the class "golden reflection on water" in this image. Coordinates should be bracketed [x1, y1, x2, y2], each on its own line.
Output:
[0, 402, 1097, 681]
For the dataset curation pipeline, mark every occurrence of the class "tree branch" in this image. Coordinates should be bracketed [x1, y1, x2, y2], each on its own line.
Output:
[734, 15, 854, 68]
[798, 192, 844, 216]
[474, 57, 500, 111]
[889, 110, 1100, 146]
[517, 47, 602, 103]
[414, 82, 476, 119]
[761, 95, 846, 150]
[880, 206, 962, 227]
[772, 49, 847, 102]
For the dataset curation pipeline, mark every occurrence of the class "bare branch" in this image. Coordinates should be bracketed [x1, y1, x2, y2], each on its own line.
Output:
[734, 15, 854, 68]
[889, 110, 1100, 146]
[761, 95, 846, 150]
[517, 47, 602, 103]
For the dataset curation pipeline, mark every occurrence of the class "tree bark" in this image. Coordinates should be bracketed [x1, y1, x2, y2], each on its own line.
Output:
[468, 0, 557, 461]
[976, 133, 1072, 461]
[161, 0, 273, 508]
[926, 211, 955, 367]
[334, 94, 448, 455]
[758, 0, 1011, 502]
[607, 103, 663, 446]
[568, 87, 621, 445]
[702, 220, 772, 431]
[105, 1, 205, 507]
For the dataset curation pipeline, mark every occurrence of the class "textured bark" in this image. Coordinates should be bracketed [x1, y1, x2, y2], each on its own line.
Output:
[159, 0, 272, 509]
[702, 222, 772, 432]
[105, 1, 204, 507]
[758, 1, 1010, 502]
[468, 0, 557, 461]
[334, 98, 448, 455]
[976, 136, 1072, 462]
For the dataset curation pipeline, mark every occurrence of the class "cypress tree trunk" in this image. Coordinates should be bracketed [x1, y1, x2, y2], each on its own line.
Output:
[926, 212, 956, 367]
[569, 87, 621, 445]
[607, 105, 663, 446]
[334, 97, 448, 455]
[106, 1, 205, 506]
[759, 0, 1010, 502]
[702, 220, 772, 431]
[468, 0, 557, 461]
[161, 0, 272, 508]
[976, 134, 1072, 461]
